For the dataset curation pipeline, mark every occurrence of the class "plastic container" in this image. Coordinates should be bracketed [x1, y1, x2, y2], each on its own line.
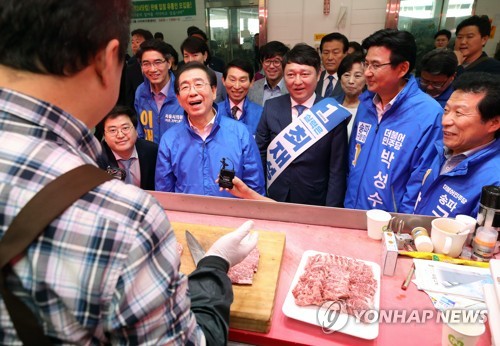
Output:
[411, 227, 433, 253]
[471, 226, 498, 262]
[473, 185, 500, 245]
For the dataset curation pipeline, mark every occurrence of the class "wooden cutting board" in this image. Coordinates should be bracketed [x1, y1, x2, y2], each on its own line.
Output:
[172, 222, 286, 333]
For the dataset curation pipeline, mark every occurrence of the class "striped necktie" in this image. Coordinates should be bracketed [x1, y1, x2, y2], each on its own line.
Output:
[324, 75, 334, 97]
[231, 106, 239, 119]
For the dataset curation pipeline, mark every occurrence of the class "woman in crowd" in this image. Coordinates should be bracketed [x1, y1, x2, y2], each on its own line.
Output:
[337, 52, 366, 139]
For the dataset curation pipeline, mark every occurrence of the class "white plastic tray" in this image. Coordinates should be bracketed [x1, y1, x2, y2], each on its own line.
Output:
[282, 250, 381, 340]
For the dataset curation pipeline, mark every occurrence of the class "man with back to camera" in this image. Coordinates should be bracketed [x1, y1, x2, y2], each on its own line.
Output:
[248, 41, 290, 106]
[434, 29, 451, 49]
[316, 32, 349, 101]
[413, 72, 500, 218]
[155, 62, 265, 197]
[134, 39, 184, 144]
[455, 15, 500, 76]
[218, 58, 263, 135]
[0, 1, 258, 344]
[180, 36, 227, 103]
[255, 43, 350, 207]
[418, 48, 458, 108]
[344, 29, 443, 213]
[100, 105, 158, 190]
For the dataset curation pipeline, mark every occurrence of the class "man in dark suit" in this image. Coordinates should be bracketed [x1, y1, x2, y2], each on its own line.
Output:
[117, 29, 154, 110]
[101, 105, 158, 190]
[255, 43, 349, 207]
[315, 32, 349, 102]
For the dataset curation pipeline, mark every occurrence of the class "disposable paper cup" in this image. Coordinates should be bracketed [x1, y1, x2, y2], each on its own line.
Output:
[441, 321, 485, 346]
[431, 218, 468, 258]
[366, 209, 392, 240]
[455, 214, 477, 246]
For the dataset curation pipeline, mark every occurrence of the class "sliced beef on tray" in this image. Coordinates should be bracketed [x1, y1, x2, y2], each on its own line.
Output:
[292, 253, 377, 321]
[228, 248, 260, 285]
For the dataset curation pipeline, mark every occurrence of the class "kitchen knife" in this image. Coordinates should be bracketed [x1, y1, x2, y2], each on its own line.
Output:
[185, 230, 206, 266]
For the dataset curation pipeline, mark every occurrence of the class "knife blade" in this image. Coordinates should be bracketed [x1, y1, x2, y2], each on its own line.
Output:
[185, 230, 206, 266]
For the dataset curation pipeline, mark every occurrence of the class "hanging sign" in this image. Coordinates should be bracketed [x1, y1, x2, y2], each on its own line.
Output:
[132, 0, 196, 19]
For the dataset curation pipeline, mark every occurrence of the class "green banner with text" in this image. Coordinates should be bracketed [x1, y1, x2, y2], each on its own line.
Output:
[132, 0, 196, 19]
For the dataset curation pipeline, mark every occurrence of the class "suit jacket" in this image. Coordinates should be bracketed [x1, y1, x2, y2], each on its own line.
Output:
[315, 71, 345, 102]
[255, 94, 349, 207]
[247, 78, 289, 106]
[123, 56, 145, 110]
[101, 138, 159, 190]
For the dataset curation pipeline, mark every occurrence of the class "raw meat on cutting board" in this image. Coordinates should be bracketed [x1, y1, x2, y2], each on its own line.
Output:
[228, 248, 260, 284]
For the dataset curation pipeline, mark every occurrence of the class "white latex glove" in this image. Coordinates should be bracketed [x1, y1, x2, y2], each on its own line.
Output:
[205, 220, 258, 267]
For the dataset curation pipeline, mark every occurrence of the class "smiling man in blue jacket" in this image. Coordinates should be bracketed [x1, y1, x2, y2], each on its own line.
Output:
[155, 62, 265, 197]
[345, 29, 443, 213]
[217, 58, 263, 135]
[413, 72, 500, 218]
[134, 39, 184, 143]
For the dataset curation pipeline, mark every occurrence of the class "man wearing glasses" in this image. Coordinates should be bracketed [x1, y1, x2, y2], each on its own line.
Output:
[101, 105, 158, 190]
[345, 29, 443, 213]
[134, 39, 184, 144]
[155, 62, 265, 197]
[248, 41, 290, 106]
[418, 48, 458, 108]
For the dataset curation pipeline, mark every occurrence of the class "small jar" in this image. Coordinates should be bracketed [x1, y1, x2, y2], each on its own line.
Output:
[411, 227, 434, 252]
[471, 226, 498, 262]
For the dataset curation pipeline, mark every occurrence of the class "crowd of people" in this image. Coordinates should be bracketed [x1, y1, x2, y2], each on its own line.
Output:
[108, 14, 499, 220]
[0, 0, 499, 343]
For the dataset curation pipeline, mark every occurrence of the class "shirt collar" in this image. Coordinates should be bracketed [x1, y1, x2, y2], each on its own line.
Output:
[150, 78, 170, 97]
[112, 146, 138, 161]
[323, 72, 338, 81]
[229, 99, 245, 111]
[0, 87, 102, 162]
[188, 108, 217, 132]
[291, 93, 316, 109]
[264, 77, 285, 90]
[443, 139, 496, 159]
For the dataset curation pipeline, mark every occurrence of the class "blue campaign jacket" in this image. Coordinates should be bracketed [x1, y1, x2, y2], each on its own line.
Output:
[413, 139, 500, 218]
[345, 76, 444, 212]
[134, 70, 185, 144]
[216, 97, 263, 135]
[155, 104, 265, 197]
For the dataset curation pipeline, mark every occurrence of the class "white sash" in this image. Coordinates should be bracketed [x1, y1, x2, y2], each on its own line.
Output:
[266, 98, 351, 188]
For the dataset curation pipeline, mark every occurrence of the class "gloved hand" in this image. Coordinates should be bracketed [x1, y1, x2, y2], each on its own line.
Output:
[205, 220, 258, 267]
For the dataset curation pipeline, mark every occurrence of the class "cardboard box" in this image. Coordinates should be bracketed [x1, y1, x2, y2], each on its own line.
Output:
[382, 231, 399, 276]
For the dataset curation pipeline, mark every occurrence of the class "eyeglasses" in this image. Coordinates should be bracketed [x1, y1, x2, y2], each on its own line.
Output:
[105, 125, 132, 136]
[262, 59, 282, 67]
[179, 81, 210, 94]
[364, 61, 392, 71]
[141, 59, 166, 69]
[420, 78, 448, 89]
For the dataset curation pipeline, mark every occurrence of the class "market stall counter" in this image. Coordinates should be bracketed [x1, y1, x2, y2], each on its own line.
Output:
[150, 191, 492, 346]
